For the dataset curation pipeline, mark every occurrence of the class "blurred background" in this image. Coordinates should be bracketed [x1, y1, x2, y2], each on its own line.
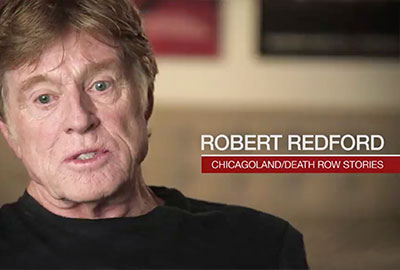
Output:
[0, 0, 399, 268]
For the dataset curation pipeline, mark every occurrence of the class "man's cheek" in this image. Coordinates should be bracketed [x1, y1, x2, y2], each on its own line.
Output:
[110, 108, 136, 135]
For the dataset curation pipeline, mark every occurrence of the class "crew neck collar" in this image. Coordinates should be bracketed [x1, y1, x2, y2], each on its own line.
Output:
[17, 186, 190, 223]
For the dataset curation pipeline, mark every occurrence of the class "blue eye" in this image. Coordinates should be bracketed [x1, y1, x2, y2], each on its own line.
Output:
[93, 81, 110, 92]
[37, 94, 51, 104]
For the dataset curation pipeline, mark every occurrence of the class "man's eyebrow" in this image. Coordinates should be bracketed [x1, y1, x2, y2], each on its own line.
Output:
[79, 59, 121, 82]
[19, 75, 50, 94]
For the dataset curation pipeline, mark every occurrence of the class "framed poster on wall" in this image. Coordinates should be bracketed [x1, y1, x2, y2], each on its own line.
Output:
[260, 0, 399, 57]
[134, 0, 220, 56]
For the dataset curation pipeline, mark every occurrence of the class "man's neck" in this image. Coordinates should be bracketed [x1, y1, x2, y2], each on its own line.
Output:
[26, 172, 163, 219]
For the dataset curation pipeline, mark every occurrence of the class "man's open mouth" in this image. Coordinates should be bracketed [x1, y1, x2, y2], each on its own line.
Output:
[66, 149, 110, 163]
[75, 152, 97, 160]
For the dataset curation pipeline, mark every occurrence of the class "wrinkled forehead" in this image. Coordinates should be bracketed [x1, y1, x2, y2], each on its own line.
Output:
[4, 31, 121, 90]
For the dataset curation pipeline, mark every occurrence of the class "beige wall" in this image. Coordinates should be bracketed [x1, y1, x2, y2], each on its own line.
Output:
[0, 0, 399, 269]
[154, 0, 400, 112]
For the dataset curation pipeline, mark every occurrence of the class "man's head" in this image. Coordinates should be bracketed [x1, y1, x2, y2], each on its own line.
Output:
[0, 0, 158, 203]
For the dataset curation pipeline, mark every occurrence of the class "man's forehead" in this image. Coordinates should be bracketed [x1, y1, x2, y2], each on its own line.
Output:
[5, 31, 121, 86]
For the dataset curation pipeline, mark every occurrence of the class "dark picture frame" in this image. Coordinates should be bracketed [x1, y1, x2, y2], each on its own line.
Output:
[260, 0, 399, 57]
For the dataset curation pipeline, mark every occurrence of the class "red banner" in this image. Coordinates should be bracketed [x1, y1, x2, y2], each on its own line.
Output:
[201, 155, 400, 173]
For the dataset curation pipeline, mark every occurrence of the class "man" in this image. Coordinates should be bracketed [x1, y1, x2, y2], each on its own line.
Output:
[0, 0, 308, 268]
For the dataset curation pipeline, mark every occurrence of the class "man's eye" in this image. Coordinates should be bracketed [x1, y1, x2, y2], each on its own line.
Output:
[36, 94, 51, 104]
[93, 81, 111, 92]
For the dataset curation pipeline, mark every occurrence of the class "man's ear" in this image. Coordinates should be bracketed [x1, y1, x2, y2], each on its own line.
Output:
[144, 86, 154, 121]
[0, 118, 21, 159]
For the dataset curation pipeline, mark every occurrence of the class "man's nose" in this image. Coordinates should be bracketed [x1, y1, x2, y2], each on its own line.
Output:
[63, 90, 100, 134]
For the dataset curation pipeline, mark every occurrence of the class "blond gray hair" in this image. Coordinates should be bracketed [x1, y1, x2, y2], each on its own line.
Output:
[0, 0, 158, 120]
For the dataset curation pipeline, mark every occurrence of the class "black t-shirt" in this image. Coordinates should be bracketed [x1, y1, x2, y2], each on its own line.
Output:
[0, 186, 308, 269]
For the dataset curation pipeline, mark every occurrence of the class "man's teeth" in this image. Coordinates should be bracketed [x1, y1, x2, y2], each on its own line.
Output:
[76, 152, 97, 160]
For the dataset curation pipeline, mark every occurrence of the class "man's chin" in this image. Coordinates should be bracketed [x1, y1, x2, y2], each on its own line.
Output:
[59, 183, 121, 204]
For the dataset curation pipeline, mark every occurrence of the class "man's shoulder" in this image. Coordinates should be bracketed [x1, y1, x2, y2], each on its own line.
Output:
[153, 186, 308, 268]
[0, 199, 24, 250]
[0, 199, 24, 232]
[185, 193, 307, 268]
[188, 195, 303, 244]
[186, 194, 289, 230]
[155, 185, 297, 232]
[157, 185, 291, 231]
[0, 200, 19, 220]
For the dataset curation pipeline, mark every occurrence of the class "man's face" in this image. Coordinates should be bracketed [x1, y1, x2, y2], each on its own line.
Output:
[0, 31, 149, 202]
